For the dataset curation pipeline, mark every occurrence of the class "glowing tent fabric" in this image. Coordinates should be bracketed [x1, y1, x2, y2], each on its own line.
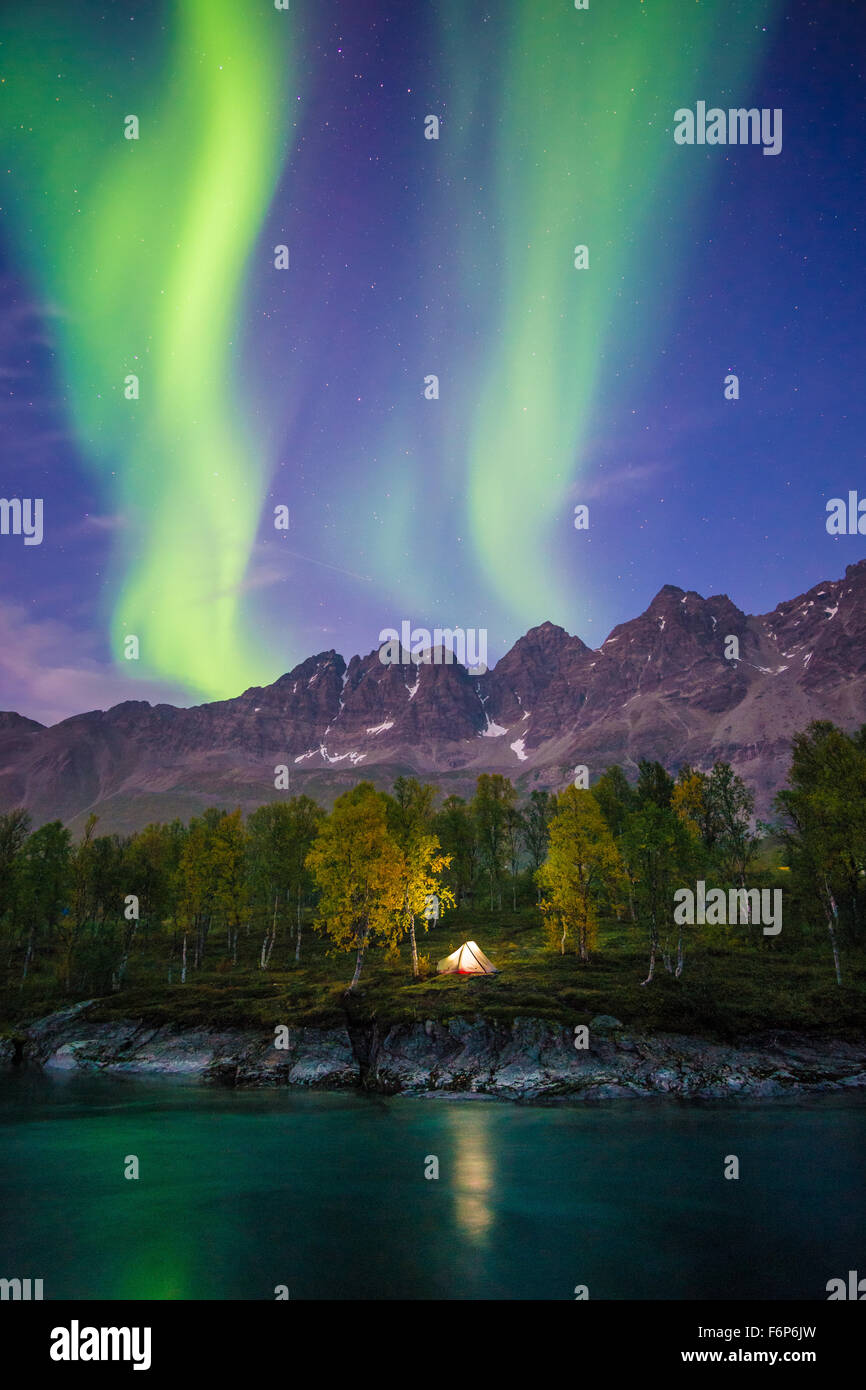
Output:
[437, 941, 498, 976]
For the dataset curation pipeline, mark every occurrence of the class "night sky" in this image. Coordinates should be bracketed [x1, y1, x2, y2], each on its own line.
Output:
[1, 0, 864, 724]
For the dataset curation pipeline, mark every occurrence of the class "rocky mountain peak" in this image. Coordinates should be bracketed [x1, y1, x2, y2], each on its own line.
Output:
[1, 560, 863, 831]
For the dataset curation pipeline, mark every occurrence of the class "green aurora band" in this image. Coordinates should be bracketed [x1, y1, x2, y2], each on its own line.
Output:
[3, 0, 782, 693]
[440, 0, 781, 630]
[2, 0, 296, 699]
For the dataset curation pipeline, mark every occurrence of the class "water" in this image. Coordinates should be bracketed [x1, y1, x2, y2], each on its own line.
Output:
[1, 1073, 864, 1300]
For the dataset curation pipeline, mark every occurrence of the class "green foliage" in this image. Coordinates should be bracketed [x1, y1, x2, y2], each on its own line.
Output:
[538, 787, 624, 961]
[1, 724, 864, 1023]
[522, 789, 554, 877]
[636, 759, 674, 811]
[472, 773, 517, 909]
[306, 782, 406, 988]
[619, 801, 702, 981]
[381, 777, 455, 975]
[432, 794, 476, 903]
[706, 761, 758, 884]
[775, 721, 866, 981]
[591, 766, 637, 839]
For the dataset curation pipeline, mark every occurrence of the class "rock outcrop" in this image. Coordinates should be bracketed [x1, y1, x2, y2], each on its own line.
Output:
[5, 1004, 866, 1102]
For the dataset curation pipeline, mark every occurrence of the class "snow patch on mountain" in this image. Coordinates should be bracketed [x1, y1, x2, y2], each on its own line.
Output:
[366, 719, 394, 735]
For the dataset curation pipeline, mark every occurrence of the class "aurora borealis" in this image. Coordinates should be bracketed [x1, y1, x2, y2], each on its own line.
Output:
[446, 1, 779, 624]
[2, 0, 296, 697]
[1, 0, 865, 720]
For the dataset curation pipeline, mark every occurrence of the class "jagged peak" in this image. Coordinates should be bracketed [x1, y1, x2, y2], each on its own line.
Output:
[523, 620, 573, 641]
[275, 650, 346, 684]
[762, 557, 866, 619]
[498, 620, 586, 666]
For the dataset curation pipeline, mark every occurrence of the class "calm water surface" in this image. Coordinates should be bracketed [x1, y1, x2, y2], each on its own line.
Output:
[1, 1073, 863, 1299]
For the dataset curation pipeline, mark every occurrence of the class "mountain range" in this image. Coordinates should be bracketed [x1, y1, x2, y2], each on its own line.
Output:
[2, 559, 864, 834]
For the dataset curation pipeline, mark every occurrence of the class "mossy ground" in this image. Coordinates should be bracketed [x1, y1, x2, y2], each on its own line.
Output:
[2, 904, 864, 1044]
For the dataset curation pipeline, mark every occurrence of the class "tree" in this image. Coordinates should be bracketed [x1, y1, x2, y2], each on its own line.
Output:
[636, 759, 674, 811]
[210, 810, 249, 964]
[504, 805, 525, 910]
[521, 790, 554, 903]
[15, 820, 70, 983]
[384, 779, 452, 977]
[706, 762, 757, 889]
[537, 787, 624, 962]
[400, 834, 455, 977]
[775, 722, 866, 985]
[248, 795, 325, 967]
[591, 768, 638, 919]
[125, 822, 182, 933]
[432, 795, 477, 903]
[248, 802, 298, 968]
[671, 766, 706, 840]
[124, 821, 185, 983]
[81, 833, 129, 991]
[306, 783, 405, 989]
[60, 814, 99, 990]
[176, 816, 218, 975]
[672, 764, 724, 850]
[0, 808, 30, 924]
[620, 803, 698, 983]
[285, 795, 326, 962]
[591, 766, 637, 839]
[472, 774, 516, 910]
[391, 776, 436, 827]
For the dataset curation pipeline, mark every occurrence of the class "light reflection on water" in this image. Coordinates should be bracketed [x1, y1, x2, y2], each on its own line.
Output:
[447, 1108, 496, 1241]
[1, 1074, 864, 1300]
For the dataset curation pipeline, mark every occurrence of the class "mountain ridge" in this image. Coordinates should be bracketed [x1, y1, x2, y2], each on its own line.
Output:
[2, 559, 864, 833]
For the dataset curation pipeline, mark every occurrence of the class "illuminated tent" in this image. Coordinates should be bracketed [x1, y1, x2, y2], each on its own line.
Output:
[437, 940, 498, 976]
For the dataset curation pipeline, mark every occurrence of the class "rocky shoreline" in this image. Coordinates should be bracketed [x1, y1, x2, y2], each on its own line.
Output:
[3, 1002, 866, 1101]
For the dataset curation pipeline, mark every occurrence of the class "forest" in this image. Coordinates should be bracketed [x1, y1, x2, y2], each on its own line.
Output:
[0, 720, 863, 1037]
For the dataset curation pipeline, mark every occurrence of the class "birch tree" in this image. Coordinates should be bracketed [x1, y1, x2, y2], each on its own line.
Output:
[537, 787, 624, 962]
[306, 784, 404, 989]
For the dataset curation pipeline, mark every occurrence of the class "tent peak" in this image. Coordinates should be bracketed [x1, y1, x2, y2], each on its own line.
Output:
[437, 940, 498, 976]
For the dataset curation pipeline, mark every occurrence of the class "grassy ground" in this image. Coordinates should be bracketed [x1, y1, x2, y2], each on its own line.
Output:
[2, 906, 864, 1042]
